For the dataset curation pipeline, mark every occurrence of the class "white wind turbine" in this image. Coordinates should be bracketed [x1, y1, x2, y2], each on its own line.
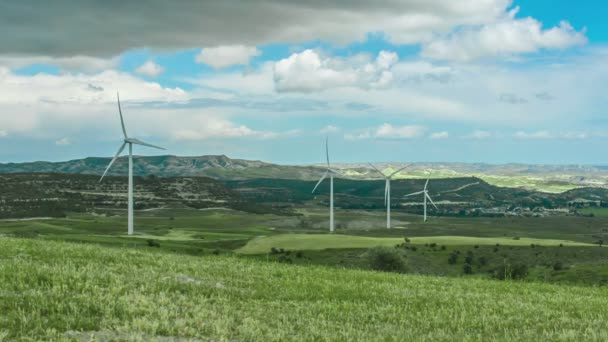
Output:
[100, 93, 165, 235]
[368, 163, 410, 228]
[404, 179, 438, 222]
[312, 137, 340, 233]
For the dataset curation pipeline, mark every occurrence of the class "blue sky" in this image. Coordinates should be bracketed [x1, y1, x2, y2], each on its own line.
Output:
[0, 1, 607, 165]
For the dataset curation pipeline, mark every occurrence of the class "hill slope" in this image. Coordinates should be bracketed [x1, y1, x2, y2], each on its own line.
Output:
[0, 173, 267, 218]
[1, 238, 607, 340]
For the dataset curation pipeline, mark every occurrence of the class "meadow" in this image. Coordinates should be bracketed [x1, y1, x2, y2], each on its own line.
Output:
[1, 237, 608, 341]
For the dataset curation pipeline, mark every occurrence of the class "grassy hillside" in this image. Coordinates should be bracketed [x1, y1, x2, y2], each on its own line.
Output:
[1, 237, 607, 341]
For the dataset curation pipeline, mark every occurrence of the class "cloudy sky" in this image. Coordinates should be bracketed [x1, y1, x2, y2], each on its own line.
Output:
[0, 0, 606, 164]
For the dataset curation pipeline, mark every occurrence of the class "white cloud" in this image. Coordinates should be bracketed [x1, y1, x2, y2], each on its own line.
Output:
[55, 137, 71, 146]
[423, 7, 587, 61]
[345, 124, 426, 140]
[514, 130, 552, 139]
[274, 50, 399, 92]
[135, 60, 164, 77]
[376, 123, 426, 139]
[0, 130, 7, 137]
[320, 125, 340, 134]
[173, 118, 298, 140]
[468, 130, 492, 139]
[196, 45, 261, 69]
[430, 131, 449, 139]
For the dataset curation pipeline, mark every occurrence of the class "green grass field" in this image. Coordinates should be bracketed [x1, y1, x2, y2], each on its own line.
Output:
[237, 234, 595, 254]
[1, 237, 607, 341]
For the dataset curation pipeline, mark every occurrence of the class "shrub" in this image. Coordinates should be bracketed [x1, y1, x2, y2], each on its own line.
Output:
[278, 255, 292, 264]
[474, 245, 479, 249]
[513, 237, 520, 240]
[270, 247, 279, 254]
[464, 255, 474, 264]
[295, 251, 303, 258]
[146, 239, 160, 248]
[440, 245, 446, 251]
[404, 237, 411, 243]
[429, 243, 437, 248]
[463, 263, 473, 274]
[448, 253, 458, 265]
[478, 256, 488, 266]
[553, 261, 564, 271]
[212, 249, 220, 255]
[411, 246, 417, 252]
[366, 247, 408, 273]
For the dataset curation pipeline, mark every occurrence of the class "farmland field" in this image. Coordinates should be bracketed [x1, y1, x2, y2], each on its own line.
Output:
[237, 234, 594, 254]
[1, 237, 608, 341]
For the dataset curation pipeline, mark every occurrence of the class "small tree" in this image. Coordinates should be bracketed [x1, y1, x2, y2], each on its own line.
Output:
[553, 261, 564, 271]
[146, 239, 160, 248]
[366, 247, 408, 273]
[463, 263, 473, 274]
[448, 252, 458, 265]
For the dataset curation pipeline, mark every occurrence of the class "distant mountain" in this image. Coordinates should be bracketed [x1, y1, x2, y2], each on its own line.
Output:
[1, 156, 608, 191]
[0, 155, 324, 180]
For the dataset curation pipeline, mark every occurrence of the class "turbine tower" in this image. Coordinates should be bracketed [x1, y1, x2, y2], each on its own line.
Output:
[404, 179, 438, 222]
[100, 93, 165, 235]
[368, 163, 410, 228]
[312, 137, 340, 232]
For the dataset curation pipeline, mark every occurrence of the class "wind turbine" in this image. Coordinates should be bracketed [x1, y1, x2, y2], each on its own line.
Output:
[100, 93, 165, 235]
[312, 137, 340, 233]
[368, 163, 410, 228]
[404, 179, 438, 222]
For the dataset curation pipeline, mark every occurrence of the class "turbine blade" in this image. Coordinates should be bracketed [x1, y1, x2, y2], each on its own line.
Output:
[426, 193, 439, 210]
[312, 171, 328, 193]
[424, 178, 430, 190]
[368, 162, 386, 178]
[129, 138, 166, 150]
[117, 93, 128, 138]
[404, 191, 424, 197]
[325, 136, 330, 167]
[389, 164, 410, 178]
[100, 142, 127, 182]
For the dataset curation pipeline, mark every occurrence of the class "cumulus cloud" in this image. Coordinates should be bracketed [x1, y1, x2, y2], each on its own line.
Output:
[135, 60, 164, 77]
[345, 124, 426, 140]
[320, 125, 340, 134]
[273, 50, 399, 92]
[173, 118, 298, 140]
[422, 7, 587, 61]
[514, 130, 552, 139]
[467, 130, 492, 139]
[430, 131, 449, 139]
[196, 45, 261, 69]
[0, 0, 512, 57]
[55, 137, 71, 146]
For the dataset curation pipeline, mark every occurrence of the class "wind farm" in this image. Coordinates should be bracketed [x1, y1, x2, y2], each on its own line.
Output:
[3, 1, 608, 340]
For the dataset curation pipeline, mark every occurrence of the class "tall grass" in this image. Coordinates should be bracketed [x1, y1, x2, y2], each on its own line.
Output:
[1, 237, 607, 341]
